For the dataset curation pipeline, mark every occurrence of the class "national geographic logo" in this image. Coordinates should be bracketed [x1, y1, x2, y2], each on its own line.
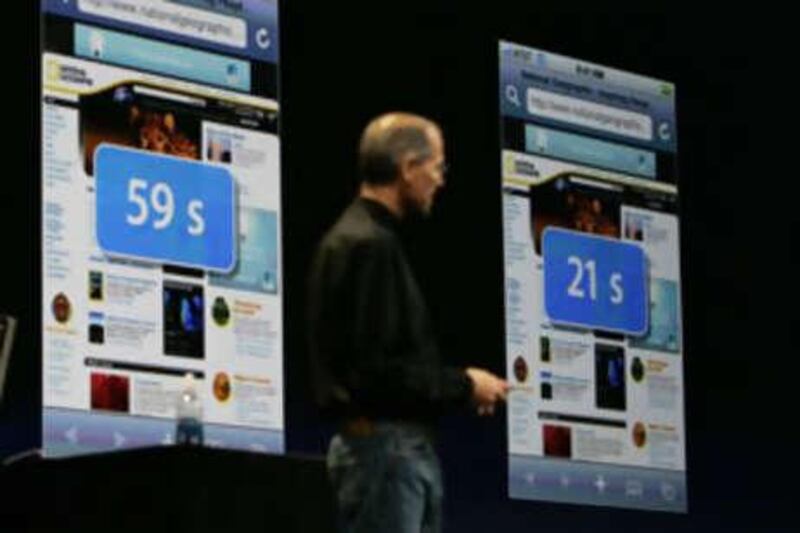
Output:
[511, 48, 532, 63]
[45, 60, 93, 86]
[504, 153, 539, 178]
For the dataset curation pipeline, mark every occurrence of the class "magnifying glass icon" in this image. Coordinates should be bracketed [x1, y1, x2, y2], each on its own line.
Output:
[506, 85, 521, 106]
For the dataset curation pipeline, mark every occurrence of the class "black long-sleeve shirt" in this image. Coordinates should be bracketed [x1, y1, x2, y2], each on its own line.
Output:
[307, 197, 473, 423]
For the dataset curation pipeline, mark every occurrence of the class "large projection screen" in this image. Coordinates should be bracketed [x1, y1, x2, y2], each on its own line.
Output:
[41, 0, 283, 457]
[500, 40, 686, 512]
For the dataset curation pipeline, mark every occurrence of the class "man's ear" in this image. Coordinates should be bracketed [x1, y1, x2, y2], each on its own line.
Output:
[397, 154, 416, 184]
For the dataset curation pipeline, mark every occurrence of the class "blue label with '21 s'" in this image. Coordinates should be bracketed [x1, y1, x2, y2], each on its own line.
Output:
[543, 227, 648, 335]
[95, 144, 236, 272]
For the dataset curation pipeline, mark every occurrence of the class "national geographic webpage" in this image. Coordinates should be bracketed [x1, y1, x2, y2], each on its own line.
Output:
[500, 40, 686, 512]
[41, 0, 283, 456]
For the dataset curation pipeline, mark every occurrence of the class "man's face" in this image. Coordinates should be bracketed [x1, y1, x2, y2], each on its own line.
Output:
[400, 127, 446, 217]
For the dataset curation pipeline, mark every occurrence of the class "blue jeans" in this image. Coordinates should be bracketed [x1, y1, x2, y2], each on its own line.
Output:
[327, 422, 443, 533]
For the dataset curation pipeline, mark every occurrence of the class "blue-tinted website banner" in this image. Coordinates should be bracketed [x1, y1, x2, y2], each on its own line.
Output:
[44, 0, 279, 64]
[525, 125, 656, 178]
[75, 24, 252, 91]
[499, 42, 675, 152]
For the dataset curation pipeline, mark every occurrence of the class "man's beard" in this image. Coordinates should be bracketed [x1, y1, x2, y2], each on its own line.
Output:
[401, 195, 434, 223]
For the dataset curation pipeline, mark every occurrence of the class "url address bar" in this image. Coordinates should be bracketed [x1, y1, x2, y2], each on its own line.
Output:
[78, 0, 247, 49]
[527, 87, 653, 141]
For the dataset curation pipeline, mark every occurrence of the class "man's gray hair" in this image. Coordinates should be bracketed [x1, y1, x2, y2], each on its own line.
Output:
[358, 113, 438, 185]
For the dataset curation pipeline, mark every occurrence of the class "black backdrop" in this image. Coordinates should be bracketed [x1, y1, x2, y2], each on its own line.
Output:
[2, 2, 794, 531]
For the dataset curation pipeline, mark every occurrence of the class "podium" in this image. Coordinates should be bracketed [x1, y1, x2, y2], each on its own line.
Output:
[0, 446, 336, 532]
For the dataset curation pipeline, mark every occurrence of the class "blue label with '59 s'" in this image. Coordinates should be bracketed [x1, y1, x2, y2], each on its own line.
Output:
[95, 144, 236, 272]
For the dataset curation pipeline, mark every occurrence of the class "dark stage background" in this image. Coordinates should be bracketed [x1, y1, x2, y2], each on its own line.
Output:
[1, 2, 794, 531]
